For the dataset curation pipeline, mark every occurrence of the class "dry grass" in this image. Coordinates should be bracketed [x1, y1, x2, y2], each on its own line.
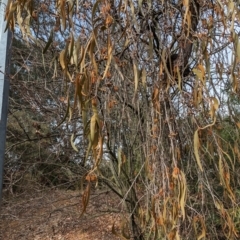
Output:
[0, 188, 125, 240]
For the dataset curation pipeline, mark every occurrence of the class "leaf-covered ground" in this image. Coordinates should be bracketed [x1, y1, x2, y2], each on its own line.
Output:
[0, 189, 124, 240]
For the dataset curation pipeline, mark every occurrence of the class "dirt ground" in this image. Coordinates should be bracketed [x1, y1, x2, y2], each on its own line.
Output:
[0, 188, 126, 240]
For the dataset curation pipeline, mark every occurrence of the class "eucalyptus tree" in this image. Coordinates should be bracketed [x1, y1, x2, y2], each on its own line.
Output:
[6, 0, 240, 239]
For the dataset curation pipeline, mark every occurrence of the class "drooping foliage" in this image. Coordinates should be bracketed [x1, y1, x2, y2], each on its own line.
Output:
[5, 0, 240, 239]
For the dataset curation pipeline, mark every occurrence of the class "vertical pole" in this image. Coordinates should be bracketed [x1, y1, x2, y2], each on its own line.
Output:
[0, 0, 11, 201]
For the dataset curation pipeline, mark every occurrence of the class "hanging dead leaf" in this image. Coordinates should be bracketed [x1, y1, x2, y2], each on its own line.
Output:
[102, 36, 113, 79]
[168, 228, 177, 240]
[59, 49, 67, 70]
[133, 60, 139, 97]
[4, 1, 18, 32]
[179, 171, 187, 220]
[90, 113, 99, 147]
[80, 182, 91, 217]
[86, 173, 97, 182]
[209, 97, 219, 119]
[172, 167, 180, 179]
[236, 122, 240, 129]
[142, 68, 147, 89]
[70, 133, 79, 152]
[105, 14, 113, 27]
[194, 129, 203, 171]
[193, 64, 205, 84]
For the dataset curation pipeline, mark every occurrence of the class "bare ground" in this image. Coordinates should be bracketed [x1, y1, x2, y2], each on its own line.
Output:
[0, 188, 126, 240]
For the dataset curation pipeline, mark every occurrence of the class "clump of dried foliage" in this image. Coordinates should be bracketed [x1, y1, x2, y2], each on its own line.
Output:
[3, 0, 240, 239]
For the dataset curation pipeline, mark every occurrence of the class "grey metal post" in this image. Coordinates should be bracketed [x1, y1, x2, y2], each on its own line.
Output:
[0, 0, 11, 201]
